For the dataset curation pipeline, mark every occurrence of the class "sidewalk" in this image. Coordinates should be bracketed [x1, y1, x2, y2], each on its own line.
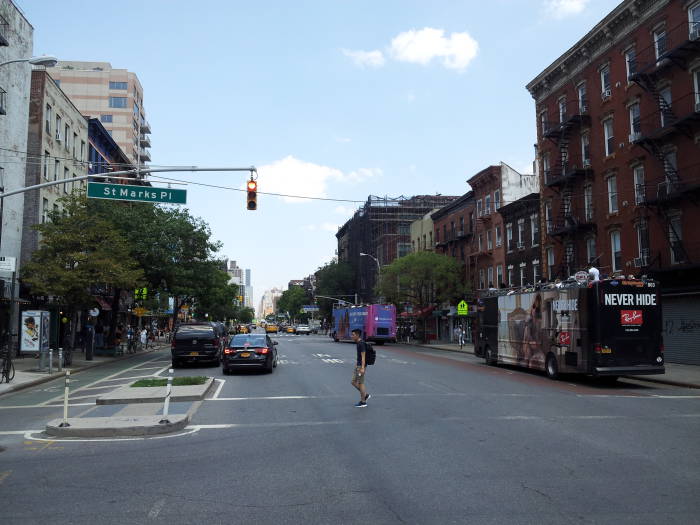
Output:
[409, 341, 700, 389]
[0, 343, 168, 397]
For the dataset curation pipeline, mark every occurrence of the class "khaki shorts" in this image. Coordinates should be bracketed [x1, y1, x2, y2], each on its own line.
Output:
[352, 366, 365, 385]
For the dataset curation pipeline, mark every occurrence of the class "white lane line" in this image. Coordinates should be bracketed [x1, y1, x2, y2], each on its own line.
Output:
[97, 375, 157, 382]
[76, 384, 130, 391]
[24, 428, 200, 443]
[148, 498, 166, 519]
[211, 379, 225, 399]
[131, 366, 166, 372]
[0, 430, 42, 435]
[187, 421, 349, 430]
[0, 402, 94, 410]
[152, 366, 170, 377]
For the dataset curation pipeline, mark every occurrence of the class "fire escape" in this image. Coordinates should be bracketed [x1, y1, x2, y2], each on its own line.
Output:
[543, 99, 594, 278]
[629, 21, 700, 268]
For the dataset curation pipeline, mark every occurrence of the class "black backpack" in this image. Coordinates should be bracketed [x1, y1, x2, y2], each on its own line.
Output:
[364, 342, 376, 365]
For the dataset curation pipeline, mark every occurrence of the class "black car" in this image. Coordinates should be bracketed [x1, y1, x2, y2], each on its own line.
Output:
[223, 334, 278, 374]
[171, 323, 224, 367]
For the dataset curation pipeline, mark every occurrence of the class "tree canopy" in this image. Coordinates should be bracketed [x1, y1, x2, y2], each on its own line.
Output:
[314, 259, 356, 319]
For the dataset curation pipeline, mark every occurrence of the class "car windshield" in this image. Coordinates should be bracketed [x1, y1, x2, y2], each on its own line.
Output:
[174, 327, 213, 339]
[230, 334, 266, 347]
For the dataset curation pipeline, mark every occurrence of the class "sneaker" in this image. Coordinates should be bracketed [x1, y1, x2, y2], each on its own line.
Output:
[364, 394, 371, 404]
[354, 401, 367, 408]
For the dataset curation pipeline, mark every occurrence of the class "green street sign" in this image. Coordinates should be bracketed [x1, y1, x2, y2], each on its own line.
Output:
[87, 182, 187, 204]
[457, 300, 469, 316]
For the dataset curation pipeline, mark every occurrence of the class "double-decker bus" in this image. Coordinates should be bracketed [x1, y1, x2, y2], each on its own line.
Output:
[474, 278, 665, 380]
[331, 304, 396, 344]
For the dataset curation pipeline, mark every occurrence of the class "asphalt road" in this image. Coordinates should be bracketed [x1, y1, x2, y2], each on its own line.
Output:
[1, 331, 699, 524]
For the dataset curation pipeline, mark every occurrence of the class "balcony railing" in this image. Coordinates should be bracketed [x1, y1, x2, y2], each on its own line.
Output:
[138, 148, 151, 162]
[542, 99, 591, 140]
[629, 21, 700, 81]
[548, 209, 596, 237]
[630, 92, 700, 146]
[544, 149, 593, 188]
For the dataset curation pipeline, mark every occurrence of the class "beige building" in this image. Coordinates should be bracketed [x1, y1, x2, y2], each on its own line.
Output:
[47, 61, 151, 167]
[410, 210, 437, 253]
[21, 70, 88, 264]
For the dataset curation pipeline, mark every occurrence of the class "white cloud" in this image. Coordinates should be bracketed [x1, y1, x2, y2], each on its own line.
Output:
[334, 136, 352, 143]
[389, 28, 478, 71]
[257, 156, 380, 203]
[341, 49, 386, 68]
[544, 0, 589, 19]
[334, 205, 357, 216]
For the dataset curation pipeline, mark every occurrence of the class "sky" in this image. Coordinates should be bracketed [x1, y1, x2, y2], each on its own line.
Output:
[20, 0, 621, 312]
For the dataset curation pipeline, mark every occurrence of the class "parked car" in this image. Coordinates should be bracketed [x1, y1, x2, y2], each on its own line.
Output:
[223, 334, 278, 374]
[171, 322, 224, 367]
[295, 325, 311, 335]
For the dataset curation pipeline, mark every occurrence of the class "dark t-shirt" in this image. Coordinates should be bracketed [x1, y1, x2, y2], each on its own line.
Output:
[356, 341, 367, 366]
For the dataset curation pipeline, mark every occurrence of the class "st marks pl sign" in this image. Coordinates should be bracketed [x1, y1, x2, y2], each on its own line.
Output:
[87, 182, 187, 204]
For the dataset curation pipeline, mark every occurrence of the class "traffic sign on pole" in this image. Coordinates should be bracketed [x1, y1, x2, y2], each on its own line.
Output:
[87, 182, 187, 204]
[457, 300, 469, 316]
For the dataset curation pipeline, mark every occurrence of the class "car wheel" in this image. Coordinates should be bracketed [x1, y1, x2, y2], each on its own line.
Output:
[266, 356, 274, 373]
[273, 354, 278, 368]
[545, 353, 559, 380]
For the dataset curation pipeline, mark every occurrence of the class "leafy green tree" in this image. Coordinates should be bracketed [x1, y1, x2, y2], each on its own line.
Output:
[376, 251, 466, 308]
[314, 259, 356, 319]
[237, 307, 255, 324]
[190, 264, 239, 321]
[21, 194, 144, 352]
[276, 286, 310, 322]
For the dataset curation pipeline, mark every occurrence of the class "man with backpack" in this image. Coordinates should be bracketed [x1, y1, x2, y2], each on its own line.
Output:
[350, 329, 374, 408]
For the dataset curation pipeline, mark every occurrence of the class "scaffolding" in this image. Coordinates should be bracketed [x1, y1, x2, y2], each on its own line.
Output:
[337, 194, 460, 302]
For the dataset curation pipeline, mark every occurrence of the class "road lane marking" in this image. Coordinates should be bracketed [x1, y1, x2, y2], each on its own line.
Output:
[322, 358, 344, 364]
[148, 498, 166, 519]
[0, 471, 11, 484]
[152, 366, 170, 377]
[0, 402, 94, 410]
[211, 379, 225, 399]
[0, 430, 42, 435]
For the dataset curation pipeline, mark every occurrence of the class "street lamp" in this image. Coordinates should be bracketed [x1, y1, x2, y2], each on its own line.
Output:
[0, 55, 58, 69]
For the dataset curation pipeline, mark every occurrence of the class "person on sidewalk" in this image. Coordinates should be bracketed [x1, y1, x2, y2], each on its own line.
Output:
[350, 329, 370, 408]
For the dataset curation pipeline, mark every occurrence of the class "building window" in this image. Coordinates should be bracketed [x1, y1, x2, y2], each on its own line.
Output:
[54, 159, 59, 181]
[479, 269, 485, 290]
[519, 264, 526, 287]
[603, 118, 614, 156]
[495, 225, 502, 247]
[109, 81, 128, 90]
[659, 87, 672, 127]
[399, 223, 410, 236]
[506, 223, 513, 252]
[45, 104, 51, 134]
[484, 194, 491, 215]
[558, 97, 567, 122]
[507, 265, 514, 287]
[691, 3, 700, 37]
[542, 153, 551, 183]
[72, 132, 77, 158]
[478, 234, 483, 252]
[634, 166, 645, 204]
[563, 192, 572, 218]
[663, 150, 678, 182]
[476, 199, 483, 217]
[42, 199, 49, 223]
[625, 48, 637, 80]
[55, 115, 62, 141]
[43, 151, 50, 180]
[545, 202, 552, 233]
[517, 219, 525, 248]
[610, 230, 622, 272]
[80, 140, 85, 162]
[459, 216, 464, 234]
[101, 114, 113, 123]
[109, 97, 128, 108]
[636, 219, 650, 262]
[497, 265, 503, 286]
[487, 267, 494, 288]
[586, 237, 597, 264]
[607, 176, 618, 213]
[546, 248, 555, 279]
[581, 132, 590, 165]
[577, 82, 587, 112]
[565, 242, 576, 274]
[531, 214, 539, 246]
[469, 212, 474, 233]
[436, 229, 439, 243]
[533, 260, 540, 284]
[64, 124, 70, 150]
[487, 230, 493, 250]
[629, 102, 640, 137]
[694, 69, 700, 107]
[63, 167, 69, 194]
[540, 110, 548, 135]
[600, 65, 611, 97]
[398, 243, 412, 258]
[460, 246, 465, 261]
[584, 184, 594, 220]
[494, 189, 501, 210]
[654, 28, 667, 60]
[669, 213, 684, 264]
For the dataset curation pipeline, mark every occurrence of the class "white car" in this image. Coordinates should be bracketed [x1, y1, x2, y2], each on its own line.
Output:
[295, 325, 311, 335]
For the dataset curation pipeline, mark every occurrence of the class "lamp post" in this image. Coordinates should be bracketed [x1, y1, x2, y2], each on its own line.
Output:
[0, 55, 58, 69]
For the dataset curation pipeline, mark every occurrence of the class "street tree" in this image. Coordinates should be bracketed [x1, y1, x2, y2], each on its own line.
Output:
[314, 259, 356, 320]
[276, 286, 310, 322]
[21, 194, 144, 357]
[190, 263, 239, 321]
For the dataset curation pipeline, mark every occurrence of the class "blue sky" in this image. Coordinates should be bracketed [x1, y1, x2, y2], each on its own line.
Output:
[21, 0, 620, 311]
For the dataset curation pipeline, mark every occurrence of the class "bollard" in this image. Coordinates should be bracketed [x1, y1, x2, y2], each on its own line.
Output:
[159, 368, 174, 424]
[58, 371, 71, 427]
[49, 348, 53, 375]
[58, 348, 63, 372]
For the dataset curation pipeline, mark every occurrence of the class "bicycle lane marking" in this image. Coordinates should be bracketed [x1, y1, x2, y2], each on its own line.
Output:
[39, 353, 167, 406]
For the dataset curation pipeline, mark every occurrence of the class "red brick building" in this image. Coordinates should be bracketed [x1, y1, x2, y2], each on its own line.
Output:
[432, 192, 475, 290]
[527, 0, 700, 364]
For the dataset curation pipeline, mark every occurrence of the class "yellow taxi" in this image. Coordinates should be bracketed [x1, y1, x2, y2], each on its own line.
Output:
[265, 323, 279, 334]
[237, 324, 249, 334]
[286, 326, 295, 334]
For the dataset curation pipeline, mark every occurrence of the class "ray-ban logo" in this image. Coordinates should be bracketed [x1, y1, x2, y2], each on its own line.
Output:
[621, 310, 643, 325]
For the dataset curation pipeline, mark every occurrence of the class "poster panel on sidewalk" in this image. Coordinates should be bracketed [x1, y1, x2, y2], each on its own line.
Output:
[21, 310, 42, 352]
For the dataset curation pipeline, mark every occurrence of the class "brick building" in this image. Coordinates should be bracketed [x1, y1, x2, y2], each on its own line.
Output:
[499, 193, 541, 287]
[527, 0, 700, 364]
[432, 191, 474, 286]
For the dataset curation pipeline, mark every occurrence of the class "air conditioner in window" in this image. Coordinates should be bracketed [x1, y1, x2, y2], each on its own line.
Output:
[602, 89, 612, 99]
[55, 131, 61, 142]
[629, 132, 642, 142]
[583, 158, 591, 168]
[691, 26, 700, 41]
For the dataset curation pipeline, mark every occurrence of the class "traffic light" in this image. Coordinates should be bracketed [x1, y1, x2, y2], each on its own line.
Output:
[247, 179, 257, 210]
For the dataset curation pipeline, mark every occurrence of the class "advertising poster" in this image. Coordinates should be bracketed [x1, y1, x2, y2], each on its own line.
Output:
[40, 311, 50, 352]
[21, 310, 42, 353]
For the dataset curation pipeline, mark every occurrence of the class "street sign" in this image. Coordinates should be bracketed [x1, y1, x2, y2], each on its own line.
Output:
[302, 305, 320, 312]
[87, 182, 187, 204]
[457, 300, 469, 316]
[0, 256, 16, 272]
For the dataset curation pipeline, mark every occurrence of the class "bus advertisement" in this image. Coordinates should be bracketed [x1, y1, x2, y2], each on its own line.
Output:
[332, 304, 397, 344]
[474, 278, 665, 380]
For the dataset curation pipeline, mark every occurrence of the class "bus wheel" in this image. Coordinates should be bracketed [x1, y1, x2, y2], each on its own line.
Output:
[485, 346, 496, 366]
[545, 354, 559, 380]
[598, 376, 619, 385]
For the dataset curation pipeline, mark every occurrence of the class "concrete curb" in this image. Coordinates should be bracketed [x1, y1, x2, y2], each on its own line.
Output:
[0, 347, 165, 398]
[45, 413, 190, 438]
[96, 377, 216, 405]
